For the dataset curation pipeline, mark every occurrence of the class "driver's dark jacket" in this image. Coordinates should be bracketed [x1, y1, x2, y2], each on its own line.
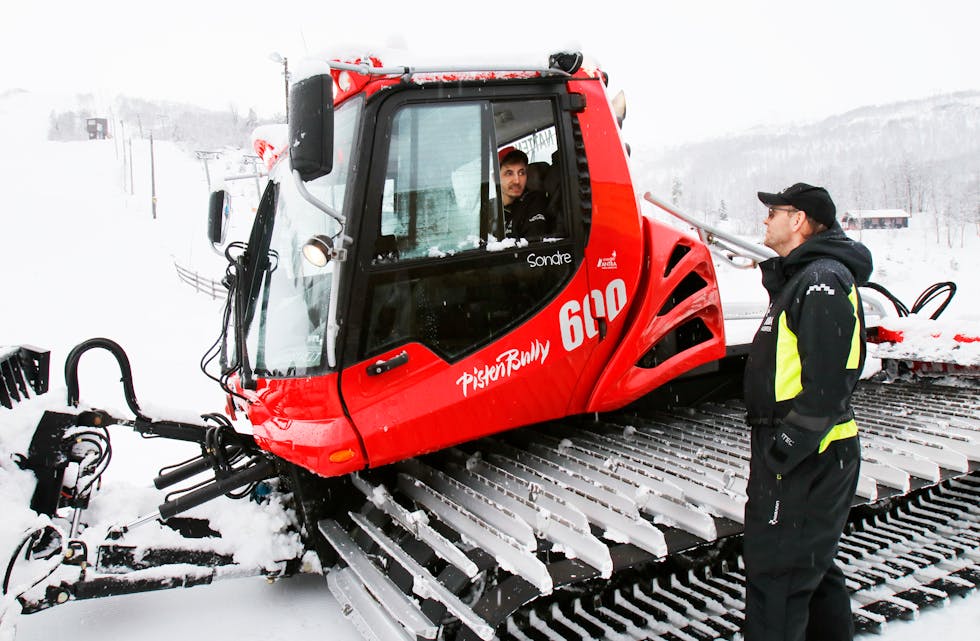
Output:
[503, 190, 553, 240]
[744, 225, 873, 475]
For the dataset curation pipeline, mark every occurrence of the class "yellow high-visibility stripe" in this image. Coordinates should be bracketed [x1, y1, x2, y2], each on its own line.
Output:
[774, 312, 802, 402]
[846, 285, 861, 370]
[819, 419, 858, 453]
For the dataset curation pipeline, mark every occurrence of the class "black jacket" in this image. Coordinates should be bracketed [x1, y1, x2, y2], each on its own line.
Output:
[504, 190, 554, 240]
[744, 225, 873, 474]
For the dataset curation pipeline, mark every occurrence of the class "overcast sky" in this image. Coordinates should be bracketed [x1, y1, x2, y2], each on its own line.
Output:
[3, 0, 977, 147]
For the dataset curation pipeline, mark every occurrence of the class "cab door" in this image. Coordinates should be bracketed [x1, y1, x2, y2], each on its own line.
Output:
[339, 89, 598, 468]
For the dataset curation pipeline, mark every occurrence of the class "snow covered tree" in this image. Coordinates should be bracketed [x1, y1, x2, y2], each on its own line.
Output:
[671, 177, 683, 206]
[245, 108, 259, 133]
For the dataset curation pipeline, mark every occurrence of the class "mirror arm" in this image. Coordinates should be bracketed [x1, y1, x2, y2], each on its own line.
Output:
[292, 170, 345, 224]
[291, 170, 350, 262]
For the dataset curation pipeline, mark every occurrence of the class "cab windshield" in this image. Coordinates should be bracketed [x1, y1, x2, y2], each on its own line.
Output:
[244, 96, 362, 376]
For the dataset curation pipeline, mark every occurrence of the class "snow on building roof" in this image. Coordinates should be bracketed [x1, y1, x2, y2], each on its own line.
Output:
[843, 209, 910, 219]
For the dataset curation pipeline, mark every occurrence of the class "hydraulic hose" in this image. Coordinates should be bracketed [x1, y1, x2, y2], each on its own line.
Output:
[862, 281, 957, 320]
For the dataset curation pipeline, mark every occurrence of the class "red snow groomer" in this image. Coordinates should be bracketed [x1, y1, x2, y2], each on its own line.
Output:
[3, 52, 979, 641]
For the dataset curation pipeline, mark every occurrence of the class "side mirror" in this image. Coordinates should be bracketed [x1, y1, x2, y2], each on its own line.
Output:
[207, 189, 229, 245]
[289, 74, 334, 182]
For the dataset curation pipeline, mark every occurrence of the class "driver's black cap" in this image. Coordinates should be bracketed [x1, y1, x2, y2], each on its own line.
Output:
[758, 182, 836, 228]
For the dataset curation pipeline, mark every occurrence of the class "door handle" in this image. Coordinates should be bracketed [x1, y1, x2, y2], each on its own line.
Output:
[366, 350, 409, 376]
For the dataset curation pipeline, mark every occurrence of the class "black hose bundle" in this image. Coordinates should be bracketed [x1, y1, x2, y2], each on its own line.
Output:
[68, 428, 112, 503]
[157, 413, 259, 504]
[200, 241, 251, 402]
[863, 281, 957, 320]
[2, 526, 64, 598]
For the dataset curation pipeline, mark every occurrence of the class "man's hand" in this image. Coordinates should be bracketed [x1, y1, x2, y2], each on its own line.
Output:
[764, 421, 816, 475]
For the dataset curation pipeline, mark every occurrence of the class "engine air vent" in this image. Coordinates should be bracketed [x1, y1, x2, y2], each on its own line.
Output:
[664, 244, 691, 278]
[637, 318, 714, 369]
[658, 273, 707, 317]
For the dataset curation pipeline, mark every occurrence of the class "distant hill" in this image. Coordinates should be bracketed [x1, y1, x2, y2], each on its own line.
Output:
[630, 91, 980, 239]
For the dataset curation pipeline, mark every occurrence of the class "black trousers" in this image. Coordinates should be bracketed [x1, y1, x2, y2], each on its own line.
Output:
[742, 431, 861, 641]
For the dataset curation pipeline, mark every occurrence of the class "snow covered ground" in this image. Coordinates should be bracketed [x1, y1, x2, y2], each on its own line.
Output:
[1, 89, 979, 639]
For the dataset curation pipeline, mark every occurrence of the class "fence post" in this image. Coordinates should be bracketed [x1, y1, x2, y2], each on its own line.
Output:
[150, 133, 157, 219]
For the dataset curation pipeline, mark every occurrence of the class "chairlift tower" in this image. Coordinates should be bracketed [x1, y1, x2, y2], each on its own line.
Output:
[194, 150, 222, 190]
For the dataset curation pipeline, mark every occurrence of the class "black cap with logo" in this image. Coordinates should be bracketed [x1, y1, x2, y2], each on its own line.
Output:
[758, 183, 836, 228]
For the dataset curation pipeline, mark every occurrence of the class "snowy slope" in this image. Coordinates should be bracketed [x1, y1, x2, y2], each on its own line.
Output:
[2, 90, 979, 640]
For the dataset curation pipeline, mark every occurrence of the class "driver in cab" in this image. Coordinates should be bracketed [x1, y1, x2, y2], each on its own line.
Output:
[498, 146, 553, 240]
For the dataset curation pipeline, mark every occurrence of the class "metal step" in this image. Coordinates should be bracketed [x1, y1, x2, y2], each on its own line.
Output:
[441, 451, 614, 577]
[319, 519, 439, 639]
[573, 426, 746, 522]
[327, 568, 417, 641]
[481, 442, 669, 557]
[351, 472, 480, 578]
[396, 463, 554, 594]
[347, 512, 495, 640]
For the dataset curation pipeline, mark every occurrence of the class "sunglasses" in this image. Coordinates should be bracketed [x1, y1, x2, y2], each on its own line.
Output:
[766, 206, 798, 219]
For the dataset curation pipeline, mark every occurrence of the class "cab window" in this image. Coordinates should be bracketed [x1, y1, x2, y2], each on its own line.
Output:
[378, 103, 489, 260]
[358, 96, 576, 363]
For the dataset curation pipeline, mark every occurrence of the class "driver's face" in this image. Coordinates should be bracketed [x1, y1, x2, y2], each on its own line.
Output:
[500, 161, 527, 205]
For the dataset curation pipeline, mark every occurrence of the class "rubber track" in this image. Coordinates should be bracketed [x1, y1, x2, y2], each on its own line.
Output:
[497, 474, 980, 641]
[324, 381, 980, 641]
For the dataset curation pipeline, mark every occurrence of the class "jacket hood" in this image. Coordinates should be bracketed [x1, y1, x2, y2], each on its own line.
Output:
[779, 224, 874, 285]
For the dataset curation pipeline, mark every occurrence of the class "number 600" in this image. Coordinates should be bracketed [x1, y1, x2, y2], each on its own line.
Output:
[559, 278, 627, 352]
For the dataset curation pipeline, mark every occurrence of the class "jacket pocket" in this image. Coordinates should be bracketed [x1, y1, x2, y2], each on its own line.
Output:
[745, 439, 813, 574]
[744, 457, 790, 574]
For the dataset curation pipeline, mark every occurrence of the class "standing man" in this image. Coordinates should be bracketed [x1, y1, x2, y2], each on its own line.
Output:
[497, 146, 553, 240]
[742, 183, 873, 641]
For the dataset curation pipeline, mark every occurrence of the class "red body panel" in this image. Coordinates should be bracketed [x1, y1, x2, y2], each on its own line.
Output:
[244, 374, 367, 476]
[586, 217, 725, 412]
[341, 266, 599, 468]
[562, 77, 646, 413]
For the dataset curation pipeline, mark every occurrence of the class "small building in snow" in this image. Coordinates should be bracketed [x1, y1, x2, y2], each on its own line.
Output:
[841, 209, 909, 230]
[86, 118, 108, 140]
